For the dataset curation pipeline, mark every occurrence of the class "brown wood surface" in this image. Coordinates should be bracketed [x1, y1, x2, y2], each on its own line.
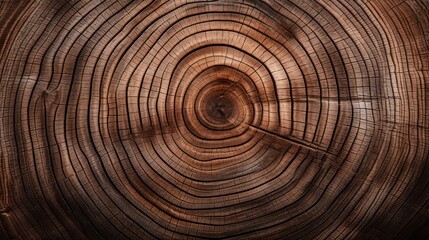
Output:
[1, 0, 429, 239]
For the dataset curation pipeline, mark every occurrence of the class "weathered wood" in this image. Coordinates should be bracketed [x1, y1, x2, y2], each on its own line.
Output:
[1, 0, 429, 239]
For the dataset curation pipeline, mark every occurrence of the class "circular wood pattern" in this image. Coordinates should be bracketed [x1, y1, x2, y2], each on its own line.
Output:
[1, 0, 429, 239]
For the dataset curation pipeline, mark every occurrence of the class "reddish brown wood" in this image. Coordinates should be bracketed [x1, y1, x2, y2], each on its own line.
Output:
[1, 0, 429, 239]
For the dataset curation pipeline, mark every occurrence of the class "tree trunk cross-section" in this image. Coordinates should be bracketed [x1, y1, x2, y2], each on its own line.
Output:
[1, 0, 429, 239]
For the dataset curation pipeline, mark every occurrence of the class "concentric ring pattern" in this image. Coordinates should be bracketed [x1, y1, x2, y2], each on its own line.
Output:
[1, 0, 429, 239]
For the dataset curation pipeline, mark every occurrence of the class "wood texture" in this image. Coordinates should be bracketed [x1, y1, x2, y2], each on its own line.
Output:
[1, 0, 429, 239]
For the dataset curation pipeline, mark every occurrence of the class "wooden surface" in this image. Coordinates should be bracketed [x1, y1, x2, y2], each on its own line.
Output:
[1, 0, 429, 239]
